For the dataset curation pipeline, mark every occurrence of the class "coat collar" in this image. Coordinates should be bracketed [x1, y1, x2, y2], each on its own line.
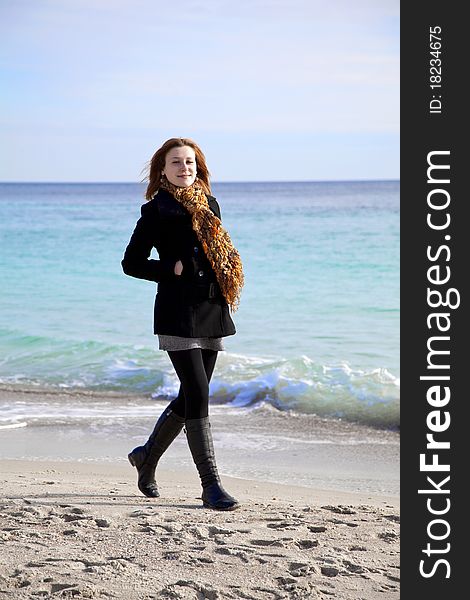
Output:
[152, 188, 218, 216]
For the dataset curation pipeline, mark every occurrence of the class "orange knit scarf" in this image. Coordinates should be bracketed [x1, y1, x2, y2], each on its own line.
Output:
[159, 177, 244, 312]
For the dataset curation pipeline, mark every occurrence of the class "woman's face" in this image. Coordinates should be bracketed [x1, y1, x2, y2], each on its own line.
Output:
[162, 146, 197, 187]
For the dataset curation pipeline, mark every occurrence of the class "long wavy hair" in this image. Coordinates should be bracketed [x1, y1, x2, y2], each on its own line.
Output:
[142, 138, 212, 200]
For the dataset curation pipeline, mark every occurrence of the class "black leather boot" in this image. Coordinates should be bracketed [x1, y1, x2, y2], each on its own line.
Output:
[128, 408, 185, 498]
[185, 417, 239, 511]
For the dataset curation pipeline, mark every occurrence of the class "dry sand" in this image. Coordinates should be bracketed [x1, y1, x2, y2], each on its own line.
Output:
[0, 459, 399, 600]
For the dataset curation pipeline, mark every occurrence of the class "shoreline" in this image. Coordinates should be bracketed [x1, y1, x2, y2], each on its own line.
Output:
[0, 388, 400, 496]
[1, 385, 399, 497]
[0, 340, 400, 430]
[0, 459, 399, 599]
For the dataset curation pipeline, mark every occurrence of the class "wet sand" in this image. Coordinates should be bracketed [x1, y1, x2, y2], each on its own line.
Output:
[0, 386, 399, 496]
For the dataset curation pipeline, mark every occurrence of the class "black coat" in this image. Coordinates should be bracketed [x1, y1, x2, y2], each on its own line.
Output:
[122, 189, 236, 338]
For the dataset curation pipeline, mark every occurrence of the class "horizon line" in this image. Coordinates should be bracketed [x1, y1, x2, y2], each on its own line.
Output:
[0, 178, 400, 185]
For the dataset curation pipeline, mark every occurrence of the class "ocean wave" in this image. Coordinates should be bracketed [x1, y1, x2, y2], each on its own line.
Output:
[210, 354, 399, 428]
[0, 329, 399, 428]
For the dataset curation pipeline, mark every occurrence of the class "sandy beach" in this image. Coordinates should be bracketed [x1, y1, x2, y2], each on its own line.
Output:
[0, 462, 399, 600]
[1, 385, 399, 599]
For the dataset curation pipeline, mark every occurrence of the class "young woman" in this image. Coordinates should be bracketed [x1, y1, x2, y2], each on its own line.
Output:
[122, 138, 244, 511]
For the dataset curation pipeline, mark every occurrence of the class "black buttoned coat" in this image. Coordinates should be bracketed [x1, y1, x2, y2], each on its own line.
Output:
[121, 189, 236, 338]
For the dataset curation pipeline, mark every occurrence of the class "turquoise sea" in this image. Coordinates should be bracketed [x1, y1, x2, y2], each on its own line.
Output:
[0, 181, 399, 430]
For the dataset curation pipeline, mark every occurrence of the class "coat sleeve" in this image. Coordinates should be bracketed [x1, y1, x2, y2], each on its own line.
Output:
[121, 202, 175, 282]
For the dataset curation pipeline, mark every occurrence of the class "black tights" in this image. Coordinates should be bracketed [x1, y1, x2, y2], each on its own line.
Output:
[166, 349, 218, 420]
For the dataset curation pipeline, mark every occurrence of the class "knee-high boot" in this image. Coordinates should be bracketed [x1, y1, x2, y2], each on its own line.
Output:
[128, 407, 185, 497]
[185, 417, 239, 511]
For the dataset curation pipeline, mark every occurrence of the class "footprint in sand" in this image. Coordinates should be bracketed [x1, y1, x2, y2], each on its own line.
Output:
[384, 514, 400, 523]
[295, 539, 319, 549]
[62, 511, 89, 523]
[215, 547, 250, 563]
[266, 520, 302, 530]
[128, 509, 154, 518]
[94, 518, 111, 528]
[307, 525, 327, 533]
[249, 539, 285, 548]
[321, 504, 357, 515]
[187, 525, 208, 540]
[378, 530, 399, 543]
[192, 555, 215, 564]
[287, 561, 317, 577]
[160, 579, 218, 599]
[328, 517, 359, 527]
[208, 525, 235, 536]
[342, 559, 368, 574]
[320, 566, 340, 577]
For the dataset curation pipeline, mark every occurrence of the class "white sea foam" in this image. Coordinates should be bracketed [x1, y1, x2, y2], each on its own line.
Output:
[0, 421, 27, 430]
[0, 350, 399, 428]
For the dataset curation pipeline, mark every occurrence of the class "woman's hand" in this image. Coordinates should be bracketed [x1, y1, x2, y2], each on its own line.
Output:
[174, 260, 184, 276]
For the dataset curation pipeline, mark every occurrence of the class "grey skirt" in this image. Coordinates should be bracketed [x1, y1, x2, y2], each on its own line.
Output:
[158, 334, 225, 352]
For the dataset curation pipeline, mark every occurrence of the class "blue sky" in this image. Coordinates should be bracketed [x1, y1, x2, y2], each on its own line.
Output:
[1, 0, 399, 182]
